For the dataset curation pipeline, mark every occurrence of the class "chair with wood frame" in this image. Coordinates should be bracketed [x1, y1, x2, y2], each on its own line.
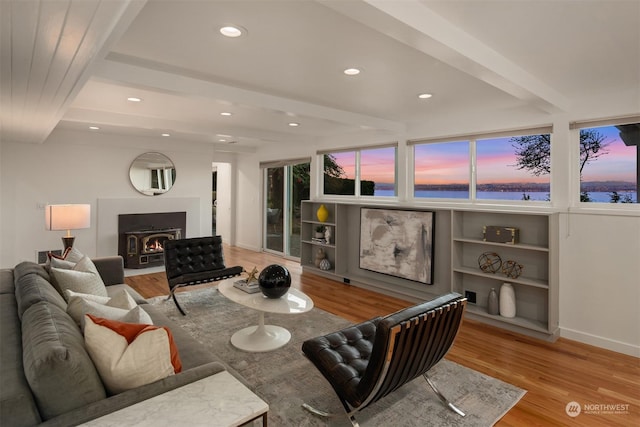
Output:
[301, 293, 467, 427]
[163, 235, 243, 315]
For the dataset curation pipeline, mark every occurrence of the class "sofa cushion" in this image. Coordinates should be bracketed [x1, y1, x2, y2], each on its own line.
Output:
[22, 301, 106, 420]
[14, 262, 67, 320]
[84, 315, 182, 395]
[0, 294, 42, 427]
[66, 290, 152, 328]
[50, 257, 108, 300]
[0, 269, 14, 294]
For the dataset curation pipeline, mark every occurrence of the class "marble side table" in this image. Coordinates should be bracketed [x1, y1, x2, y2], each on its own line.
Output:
[81, 371, 268, 427]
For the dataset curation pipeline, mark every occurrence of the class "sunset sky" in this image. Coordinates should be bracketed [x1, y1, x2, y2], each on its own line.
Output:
[329, 126, 636, 185]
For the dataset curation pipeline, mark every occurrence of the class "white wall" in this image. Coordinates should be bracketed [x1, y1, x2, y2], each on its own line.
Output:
[0, 129, 215, 267]
[559, 212, 640, 356]
[234, 153, 262, 251]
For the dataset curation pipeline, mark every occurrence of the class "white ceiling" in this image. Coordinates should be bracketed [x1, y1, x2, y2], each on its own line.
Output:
[2, 0, 639, 149]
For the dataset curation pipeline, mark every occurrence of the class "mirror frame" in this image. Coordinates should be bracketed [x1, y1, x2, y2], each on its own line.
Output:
[129, 152, 176, 196]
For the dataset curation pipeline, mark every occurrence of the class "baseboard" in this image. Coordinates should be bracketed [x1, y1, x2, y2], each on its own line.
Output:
[234, 242, 261, 252]
[560, 327, 640, 357]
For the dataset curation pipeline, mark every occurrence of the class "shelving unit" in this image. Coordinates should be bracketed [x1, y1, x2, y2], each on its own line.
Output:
[451, 210, 559, 340]
[300, 202, 339, 276]
[299, 202, 559, 341]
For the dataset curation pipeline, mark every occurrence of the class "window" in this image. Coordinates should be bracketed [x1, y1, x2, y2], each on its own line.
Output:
[411, 126, 552, 202]
[360, 146, 396, 197]
[573, 121, 638, 204]
[323, 152, 356, 196]
[414, 141, 469, 199]
[322, 144, 397, 197]
[477, 135, 551, 201]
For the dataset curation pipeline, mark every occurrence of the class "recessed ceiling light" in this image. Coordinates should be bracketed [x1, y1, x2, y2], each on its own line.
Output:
[344, 68, 360, 76]
[220, 25, 245, 38]
[288, 122, 300, 127]
[161, 133, 170, 137]
[220, 112, 233, 116]
[89, 126, 100, 130]
[219, 139, 227, 142]
[418, 93, 433, 99]
[127, 97, 142, 102]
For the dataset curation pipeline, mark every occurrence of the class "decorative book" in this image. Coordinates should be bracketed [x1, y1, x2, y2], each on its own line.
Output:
[233, 279, 261, 294]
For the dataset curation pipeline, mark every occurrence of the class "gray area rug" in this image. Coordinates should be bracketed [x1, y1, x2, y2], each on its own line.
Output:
[149, 287, 525, 426]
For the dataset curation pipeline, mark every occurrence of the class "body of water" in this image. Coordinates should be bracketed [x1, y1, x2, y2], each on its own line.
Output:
[373, 190, 637, 203]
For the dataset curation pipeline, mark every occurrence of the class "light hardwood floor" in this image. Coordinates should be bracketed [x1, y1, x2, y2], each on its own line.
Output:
[125, 245, 640, 427]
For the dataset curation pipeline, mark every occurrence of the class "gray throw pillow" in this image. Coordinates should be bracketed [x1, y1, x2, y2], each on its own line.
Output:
[50, 257, 108, 300]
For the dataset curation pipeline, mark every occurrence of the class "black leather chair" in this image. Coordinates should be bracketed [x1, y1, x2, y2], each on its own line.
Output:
[301, 293, 467, 426]
[163, 236, 243, 315]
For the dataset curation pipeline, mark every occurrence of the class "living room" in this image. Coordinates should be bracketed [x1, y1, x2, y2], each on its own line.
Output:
[1, 1, 638, 425]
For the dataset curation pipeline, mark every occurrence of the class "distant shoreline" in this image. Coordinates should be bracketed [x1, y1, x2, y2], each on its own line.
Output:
[374, 181, 636, 193]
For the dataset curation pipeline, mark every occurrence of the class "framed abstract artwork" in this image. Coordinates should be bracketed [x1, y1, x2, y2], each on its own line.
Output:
[359, 208, 435, 284]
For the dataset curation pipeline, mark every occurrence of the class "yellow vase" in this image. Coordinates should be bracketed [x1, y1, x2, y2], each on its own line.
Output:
[316, 204, 329, 222]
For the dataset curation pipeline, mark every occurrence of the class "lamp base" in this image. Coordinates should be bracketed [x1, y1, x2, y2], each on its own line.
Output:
[61, 236, 75, 250]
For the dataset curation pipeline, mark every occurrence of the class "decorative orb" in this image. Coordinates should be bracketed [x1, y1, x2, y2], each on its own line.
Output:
[502, 260, 524, 279]
[478, 252, 502, 274]
[319, 258, 331, 271]
[258, 264, 291, 298]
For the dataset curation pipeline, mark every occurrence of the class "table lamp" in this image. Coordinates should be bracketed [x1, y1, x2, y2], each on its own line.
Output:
[45, 204, 91, 250]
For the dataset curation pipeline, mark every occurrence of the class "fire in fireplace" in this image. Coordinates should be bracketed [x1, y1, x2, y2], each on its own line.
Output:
[125, 228, 182, 268]
[118, 212, 187, 269]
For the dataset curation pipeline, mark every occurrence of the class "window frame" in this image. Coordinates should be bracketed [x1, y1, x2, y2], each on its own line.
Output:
[318, 143, 398, 198]
[410, 126, 553, 205]
[570, 116, 639, 209]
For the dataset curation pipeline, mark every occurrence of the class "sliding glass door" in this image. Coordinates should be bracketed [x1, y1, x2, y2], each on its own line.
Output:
[264, 160, 310, 258]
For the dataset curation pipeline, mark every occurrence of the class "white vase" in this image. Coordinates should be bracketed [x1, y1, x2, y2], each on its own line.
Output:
[499, 283, 516, 318]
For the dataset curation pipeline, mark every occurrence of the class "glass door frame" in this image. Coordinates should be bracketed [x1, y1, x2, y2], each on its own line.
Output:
[263, 163, 308, 260]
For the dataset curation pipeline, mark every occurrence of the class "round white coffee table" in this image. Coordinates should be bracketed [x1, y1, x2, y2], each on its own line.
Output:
[218, 279, 314, 352]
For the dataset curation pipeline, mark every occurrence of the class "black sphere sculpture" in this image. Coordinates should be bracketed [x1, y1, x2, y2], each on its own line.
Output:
[258, 264, 291, 298]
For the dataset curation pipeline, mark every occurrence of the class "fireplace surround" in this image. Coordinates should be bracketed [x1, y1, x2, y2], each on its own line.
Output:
[118, 212, 186, 268]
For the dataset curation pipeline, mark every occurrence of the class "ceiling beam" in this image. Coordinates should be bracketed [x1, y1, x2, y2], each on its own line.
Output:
[62, 107, 309, 144]
[321, 0, 571, 114]
[91, 57, 406, 134]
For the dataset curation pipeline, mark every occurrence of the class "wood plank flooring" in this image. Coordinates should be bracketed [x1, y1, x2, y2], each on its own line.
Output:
[125, 245, 640, 426]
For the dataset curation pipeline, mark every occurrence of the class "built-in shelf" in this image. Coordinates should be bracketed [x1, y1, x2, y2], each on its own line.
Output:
[452, 266, 549, 289]
[451, 209, 558, 339]
[300, 239, 336, 249]
[452, 237, 549, 252]
[465, 304, 549, 333]
[299, 202, 559, 340]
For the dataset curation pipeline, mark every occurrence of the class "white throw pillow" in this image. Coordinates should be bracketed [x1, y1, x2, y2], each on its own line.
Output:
[84, 315, 182, 395]
[65, 289, 137, 309]
[51, 256, 108, 300]
[66, 290, 152, 327]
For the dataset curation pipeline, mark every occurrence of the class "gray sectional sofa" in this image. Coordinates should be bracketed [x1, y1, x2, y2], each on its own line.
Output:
[0, 256, 232, 426]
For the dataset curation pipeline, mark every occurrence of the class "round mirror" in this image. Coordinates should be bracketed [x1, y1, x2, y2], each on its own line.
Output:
[129, 152, 176, 196]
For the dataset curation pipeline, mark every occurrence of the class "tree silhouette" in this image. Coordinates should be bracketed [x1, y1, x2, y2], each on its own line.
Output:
[511, 130, 609, 177]
[323, 154, 345, 178]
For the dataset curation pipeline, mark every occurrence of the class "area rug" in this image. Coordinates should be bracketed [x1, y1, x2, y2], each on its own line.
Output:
[149, 287, 525, 426]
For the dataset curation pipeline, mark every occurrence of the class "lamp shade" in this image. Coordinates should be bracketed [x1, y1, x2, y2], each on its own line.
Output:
[45, 204, 91, 231]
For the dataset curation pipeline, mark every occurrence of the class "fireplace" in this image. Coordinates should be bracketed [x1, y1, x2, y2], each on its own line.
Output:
[118, 212, 186, 269]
